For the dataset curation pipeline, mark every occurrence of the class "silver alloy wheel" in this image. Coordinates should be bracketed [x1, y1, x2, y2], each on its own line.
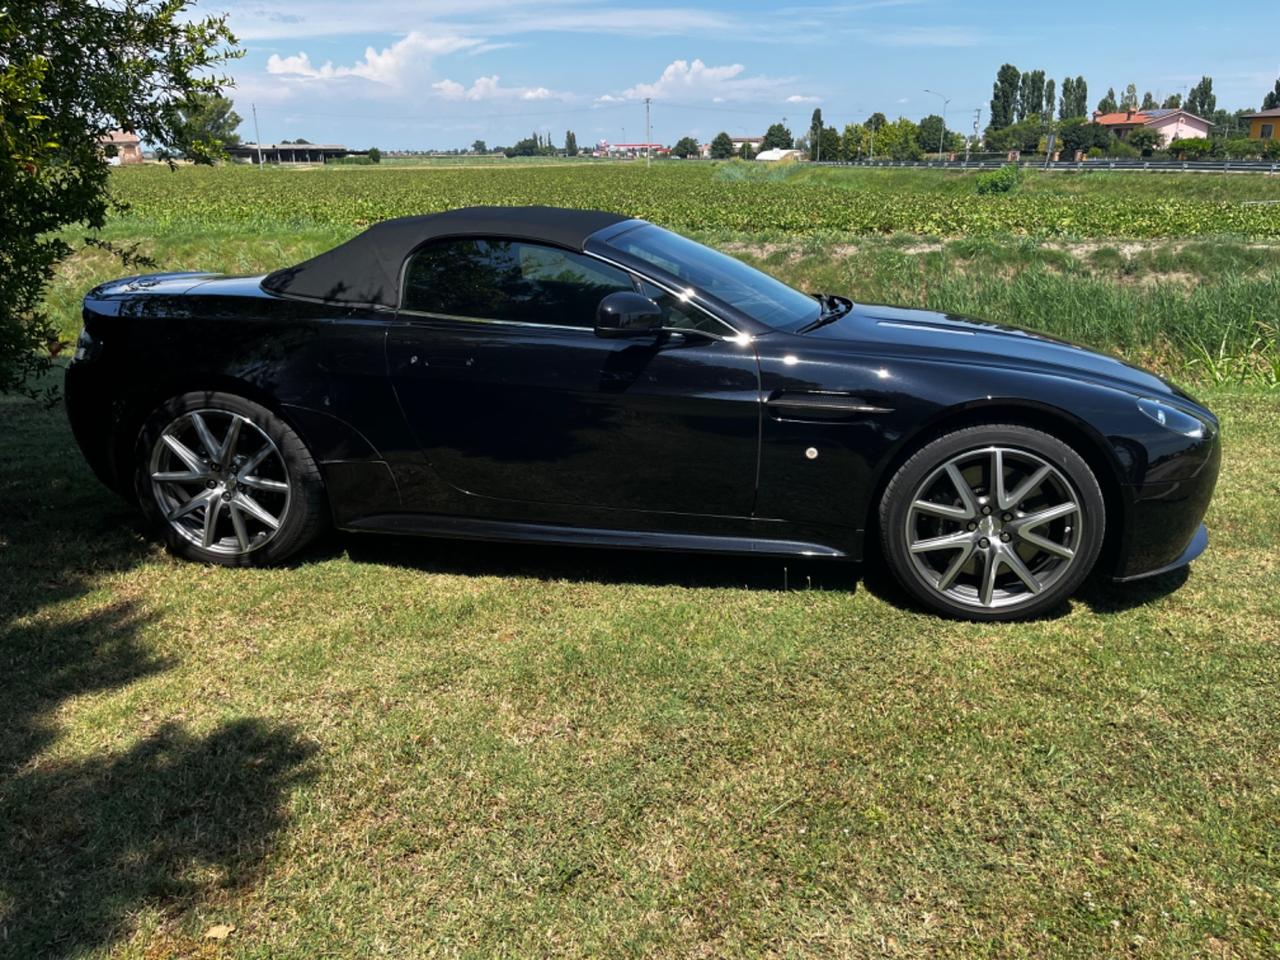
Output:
[148, 409, 291, 557]
[904, 445, 1082, 610]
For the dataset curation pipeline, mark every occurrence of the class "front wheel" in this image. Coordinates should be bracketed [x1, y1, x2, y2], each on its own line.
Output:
[879, 424, 1105, 621]
[135, 391, 328, 566]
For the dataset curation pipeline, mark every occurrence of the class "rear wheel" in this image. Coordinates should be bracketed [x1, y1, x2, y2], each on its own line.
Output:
[879, 424, 1105, 620]
[135, 391, 327, 566]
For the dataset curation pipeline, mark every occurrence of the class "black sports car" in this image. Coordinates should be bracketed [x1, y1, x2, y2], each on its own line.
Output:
[67, 206, 1220, 620]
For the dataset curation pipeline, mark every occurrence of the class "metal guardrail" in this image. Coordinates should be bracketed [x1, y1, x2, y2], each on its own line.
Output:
[817, 159, 1280, 174]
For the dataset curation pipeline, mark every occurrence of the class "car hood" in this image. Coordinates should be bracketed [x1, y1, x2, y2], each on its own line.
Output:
[804, 301, 1192, 402]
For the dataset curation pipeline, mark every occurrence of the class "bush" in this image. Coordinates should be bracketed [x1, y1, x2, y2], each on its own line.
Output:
[1169, 138, 1217, 159]
[975, 163, 1022, 195]
[1106, 139, 1140, 159]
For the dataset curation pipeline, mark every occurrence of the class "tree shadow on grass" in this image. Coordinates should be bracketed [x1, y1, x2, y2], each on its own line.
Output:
[0, 387, 315, 957]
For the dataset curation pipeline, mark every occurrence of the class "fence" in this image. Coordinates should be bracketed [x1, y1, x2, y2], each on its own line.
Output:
[817, 158, 1280, 174]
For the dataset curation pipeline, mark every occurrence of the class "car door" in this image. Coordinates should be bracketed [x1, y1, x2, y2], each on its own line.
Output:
[385, 237, 761, 520]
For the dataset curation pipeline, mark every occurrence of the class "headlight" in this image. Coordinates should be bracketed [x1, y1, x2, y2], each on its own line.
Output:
[72, 326, 99, 362]
[1136, 397, 1207, 439]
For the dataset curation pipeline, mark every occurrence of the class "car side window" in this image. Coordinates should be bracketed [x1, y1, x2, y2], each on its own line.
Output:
[402, 238, 633, 328]
[637, 280, 734, 336]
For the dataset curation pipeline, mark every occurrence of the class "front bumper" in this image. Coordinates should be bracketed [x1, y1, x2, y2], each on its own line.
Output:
[1114, 523, 1207, 582]
[1110, 427, 1221, 580]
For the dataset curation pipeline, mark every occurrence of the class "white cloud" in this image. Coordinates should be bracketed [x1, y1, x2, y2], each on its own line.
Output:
[216, 0, 732, 41]
[786, 94, 820, 103]
[604, 58, 808, 103]
[266, 31, 481, 86]
[433, 74, 555, 101]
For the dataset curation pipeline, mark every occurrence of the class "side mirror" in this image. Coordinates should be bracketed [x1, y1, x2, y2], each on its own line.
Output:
[595, 291, 664, 338]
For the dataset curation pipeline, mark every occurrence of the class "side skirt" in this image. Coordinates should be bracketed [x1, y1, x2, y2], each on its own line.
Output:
[338, 513, 849, 559]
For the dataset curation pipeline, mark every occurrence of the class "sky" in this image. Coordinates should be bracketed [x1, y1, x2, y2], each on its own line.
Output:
[210, 0, 1280, 150]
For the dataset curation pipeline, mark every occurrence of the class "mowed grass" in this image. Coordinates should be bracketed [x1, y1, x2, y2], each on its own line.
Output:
[1, 371, 1278, 958]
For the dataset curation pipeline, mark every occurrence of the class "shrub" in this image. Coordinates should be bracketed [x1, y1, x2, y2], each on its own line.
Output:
[975, 163, 1022, 195]
[1106, 139, 1141, 159]
[1169, 138, 1217, 159]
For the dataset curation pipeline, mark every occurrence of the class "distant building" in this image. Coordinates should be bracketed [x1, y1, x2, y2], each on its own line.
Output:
[602, 142, 668, 159]
[697, 135, 765, 159]
[754, 148, 805, 162]
[229, 142, 358, 164]
[1242, 109, 1279, 141]
[1092, 108, 1209, 146]
[101, 129, 143, 165]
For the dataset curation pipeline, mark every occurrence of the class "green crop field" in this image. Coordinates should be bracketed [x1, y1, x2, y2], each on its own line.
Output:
[5, 159, 1279, 958]
[105, 160, 1280, 239]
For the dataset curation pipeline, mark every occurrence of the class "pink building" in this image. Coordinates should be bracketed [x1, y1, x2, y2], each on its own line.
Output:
[1092, 108, 1210, 146]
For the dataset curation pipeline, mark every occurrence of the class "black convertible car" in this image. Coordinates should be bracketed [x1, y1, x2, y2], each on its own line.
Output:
[67, 206, 1220, 620]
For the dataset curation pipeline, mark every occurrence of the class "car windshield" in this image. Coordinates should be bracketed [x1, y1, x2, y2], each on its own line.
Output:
[603, 223, 821, 332]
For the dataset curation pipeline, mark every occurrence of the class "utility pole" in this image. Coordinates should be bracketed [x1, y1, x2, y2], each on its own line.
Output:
[967, 108, 980, 163]
[252, 103, 264, 167]
[644, 97, 651, 169]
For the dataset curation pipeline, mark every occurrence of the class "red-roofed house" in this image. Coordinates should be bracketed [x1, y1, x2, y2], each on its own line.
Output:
[1092, 108, 1210, 146]
[100, 129, 143, 165]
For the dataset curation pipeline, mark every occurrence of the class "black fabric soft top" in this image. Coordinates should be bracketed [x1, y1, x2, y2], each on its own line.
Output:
[260, 205, 633, 308]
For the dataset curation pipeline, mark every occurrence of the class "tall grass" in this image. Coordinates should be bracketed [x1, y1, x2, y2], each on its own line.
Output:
[47, 223, 1280, 387]
[728, 237, 1280, 386]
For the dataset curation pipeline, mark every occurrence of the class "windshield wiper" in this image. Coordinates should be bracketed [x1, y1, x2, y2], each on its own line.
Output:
[796, 294, 853, 334]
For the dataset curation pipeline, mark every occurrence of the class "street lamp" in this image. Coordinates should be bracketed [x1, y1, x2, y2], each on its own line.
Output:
[923, 88, 951, 160]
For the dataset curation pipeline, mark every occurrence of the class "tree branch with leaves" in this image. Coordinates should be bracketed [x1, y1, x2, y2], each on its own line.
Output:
[0, 0, 240, 396]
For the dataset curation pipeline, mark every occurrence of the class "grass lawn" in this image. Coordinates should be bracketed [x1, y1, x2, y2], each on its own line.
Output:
[1, 368, 1278, 956]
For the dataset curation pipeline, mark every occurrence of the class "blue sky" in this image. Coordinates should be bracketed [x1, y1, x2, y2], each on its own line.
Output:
[213, 0, 1280, 150]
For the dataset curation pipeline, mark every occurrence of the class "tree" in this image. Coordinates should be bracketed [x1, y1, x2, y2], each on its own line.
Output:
[818, 126, 839, 162]
[865, 112, 887, 132]
[1162, 94, 1182, 109]
[738, 141, 756, 161]
[875, 117, 922, 160]
[840, 122, 867, 160]
[1140, 90, 1157, 111]
[1058, 117, 1111, 155]
[503, 135, 540, 157]
[1044, 78, 1056, 120]
[1127, 127, 1162, 154]
[761, 122, 793, 150]
[1185, 76, 1215, 117]
[918, 114, 946, 155]
[1018, 69, 1045, 123]
[671, 135, 700, 158]
[168, 93, 240, 159]
[366, 146, 381, 163]
[990, 63, 1021, 129]
[809, 107, 823, 159]
[471, 139, 487, 154]
[1059, 77, 1075, 119]
[709, 131, 734, 159]
[1098, 87, 1119, 114]
[1120, 83, 1138, 111]
[1071, 76, 1089, 118]
[1262, 77, 1280, 111]
[564, 130, 578, 156]
[0, 0, 238, 396]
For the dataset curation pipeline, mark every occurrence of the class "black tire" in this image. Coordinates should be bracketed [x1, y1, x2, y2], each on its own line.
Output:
[879, 424, 1105, 621]
[134, 390, 328, 567]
